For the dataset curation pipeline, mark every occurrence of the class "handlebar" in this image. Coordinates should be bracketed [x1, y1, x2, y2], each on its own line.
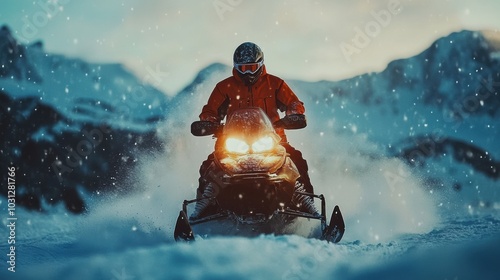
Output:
[191, 114, 306, 137]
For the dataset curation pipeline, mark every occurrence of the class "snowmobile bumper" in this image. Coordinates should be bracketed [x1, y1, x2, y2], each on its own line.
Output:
[174, 192, 345, 243]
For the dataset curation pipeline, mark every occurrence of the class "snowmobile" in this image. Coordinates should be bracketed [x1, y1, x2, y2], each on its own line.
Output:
[174, 108, 345, 243]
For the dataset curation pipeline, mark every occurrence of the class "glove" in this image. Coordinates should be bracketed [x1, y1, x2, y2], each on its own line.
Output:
[273, 114, 307, 130]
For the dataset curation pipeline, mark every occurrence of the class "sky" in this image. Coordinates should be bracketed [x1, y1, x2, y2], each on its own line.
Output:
[1, 0, 500, 95]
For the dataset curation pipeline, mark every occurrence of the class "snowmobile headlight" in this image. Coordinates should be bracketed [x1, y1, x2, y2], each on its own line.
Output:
[251, 136, 275, 153]
[225, 138, 250, 154]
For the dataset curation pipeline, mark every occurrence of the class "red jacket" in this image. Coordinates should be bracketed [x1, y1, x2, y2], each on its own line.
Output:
[199, 66, 305, 141]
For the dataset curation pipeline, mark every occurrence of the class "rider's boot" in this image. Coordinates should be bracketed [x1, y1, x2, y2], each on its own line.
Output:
[190, 182, 217, 220]
[292, 182, 320, 217]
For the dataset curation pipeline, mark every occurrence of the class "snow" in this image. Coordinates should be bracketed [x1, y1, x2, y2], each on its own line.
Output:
[1, 30, 500, 279]
[2, 73, 499, 280]
[1, 197, 498, 279]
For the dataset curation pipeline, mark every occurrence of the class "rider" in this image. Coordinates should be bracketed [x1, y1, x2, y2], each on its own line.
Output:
[191, 42, 318, 219]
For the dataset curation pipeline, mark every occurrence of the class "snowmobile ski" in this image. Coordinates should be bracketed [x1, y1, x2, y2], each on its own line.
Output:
[174, 210, 195, 242]
[321, 205, 345, 243]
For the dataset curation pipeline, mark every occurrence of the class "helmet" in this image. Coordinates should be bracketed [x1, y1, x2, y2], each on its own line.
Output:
[233, 42, 264, 85]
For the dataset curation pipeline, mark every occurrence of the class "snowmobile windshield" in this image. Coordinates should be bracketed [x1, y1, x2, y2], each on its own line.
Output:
[216, 108, 286, 174]
[222, 108, 280, 146]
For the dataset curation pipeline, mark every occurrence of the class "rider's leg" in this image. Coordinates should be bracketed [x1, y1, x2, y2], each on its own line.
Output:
[196, 153, 215, 197]
[191, 182, 217, 219]
[292, 182, 320, 217]
[282, 143, 314, 193]
[191, 153, 216, 219]
[282, 143, 319, 216]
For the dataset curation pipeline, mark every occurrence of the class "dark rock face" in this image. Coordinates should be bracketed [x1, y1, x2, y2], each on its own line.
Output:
[399, 136, 499, 179]
[0, 25, 42, 83]
[1, 90, 163, 213]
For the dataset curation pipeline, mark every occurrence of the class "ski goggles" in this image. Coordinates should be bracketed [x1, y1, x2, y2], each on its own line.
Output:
[234, 61, 264, 74]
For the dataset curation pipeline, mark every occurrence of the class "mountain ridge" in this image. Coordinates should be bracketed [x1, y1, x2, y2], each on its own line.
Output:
[1, 25, 169, 212]
[288, 29, 499, 197]
[1, 27, 498, 213]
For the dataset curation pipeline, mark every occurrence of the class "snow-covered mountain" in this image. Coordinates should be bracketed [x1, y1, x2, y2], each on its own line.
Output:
[0, 26, 499, 280]
[289, 30, 499, 213]
[2, 26, 498, 215]
[0, 25, 170, 213]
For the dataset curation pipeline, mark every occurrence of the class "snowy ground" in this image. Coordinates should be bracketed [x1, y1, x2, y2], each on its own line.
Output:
[1, 176, 499, 279]
[1, 103, 499, 279]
